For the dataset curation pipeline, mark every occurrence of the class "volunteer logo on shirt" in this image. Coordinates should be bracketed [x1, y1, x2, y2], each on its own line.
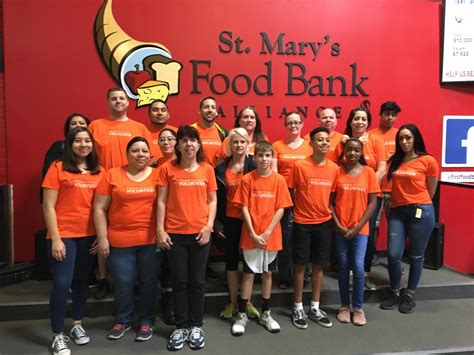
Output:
[108, 130, 132, 137]
[308, 178, 332, 187]
[442, 115, 474, 167]
[125, 187, 155, 193]
[95, 0, 182, 108]
[227, 179, 241, 187]
[178, 179, 206, 187]
[393, 170, 416, 177]
[340, 183, 366, 192]
[281, 154, 307, 160]
[74, 180, 98, 189]
[252, 190, 276, 198]
[201, 139, 222, 146]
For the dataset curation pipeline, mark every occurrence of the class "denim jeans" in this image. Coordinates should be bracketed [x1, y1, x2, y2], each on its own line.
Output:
[47, 236, 95, 333]
[277, 208, 294, 282]
[387, 204, 435, 293]
[109, 244, 161, 326]
[166, 234, 211, 329]
[365, 196, 383, 272]
[335, 233, 368, 310]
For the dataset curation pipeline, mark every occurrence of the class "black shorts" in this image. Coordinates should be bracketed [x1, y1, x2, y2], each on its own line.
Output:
[292, 220, 333, 267]
[242, 252, 277, 274]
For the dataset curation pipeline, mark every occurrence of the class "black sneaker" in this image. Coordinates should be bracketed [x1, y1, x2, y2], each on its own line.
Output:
[399, 293, 416, 314]
[69, 324, 90, 345]
[291, 308, 308, 330]
[51, 333, 70, 355]
[106, 324, 131, 340]
[93, 279, 109, 300]
[188, 326, 205, 350]
[308, 308, 332, 328]
[135, 324, 153, 342]
[168, 328, 189, 351]
[380, 292, 400, 310]
[205, 264, 219, 281]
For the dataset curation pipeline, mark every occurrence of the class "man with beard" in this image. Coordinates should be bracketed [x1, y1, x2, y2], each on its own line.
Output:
[146, 99, 178, 160]
[191, 96, 227, 167]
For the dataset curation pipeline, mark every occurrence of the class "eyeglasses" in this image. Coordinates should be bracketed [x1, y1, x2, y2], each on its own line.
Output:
[159, 137, 176, 143]
[286, 121, 302, 126]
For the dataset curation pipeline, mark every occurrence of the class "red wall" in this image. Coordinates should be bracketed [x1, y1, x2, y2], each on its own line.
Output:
[3, 0, 474, 265]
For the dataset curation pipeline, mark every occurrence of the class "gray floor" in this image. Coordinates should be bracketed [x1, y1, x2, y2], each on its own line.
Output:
[0, 299, 473, 355]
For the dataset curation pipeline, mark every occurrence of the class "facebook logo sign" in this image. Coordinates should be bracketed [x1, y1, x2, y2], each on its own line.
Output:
[442, 116, 474, 167]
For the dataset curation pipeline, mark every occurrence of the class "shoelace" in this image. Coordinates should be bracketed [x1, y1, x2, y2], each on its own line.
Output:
[71, 325, 87, 338]
[294, 308, 307, 319]
[189, 327, 203, 340]
[53, 334, 70, 349]
[171, 329, 187, 340]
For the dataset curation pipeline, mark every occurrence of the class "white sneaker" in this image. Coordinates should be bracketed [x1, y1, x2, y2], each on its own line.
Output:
[259, 310, 280, 333]
[52, 333, 71, 355]
[231, 312, 249, 336]
[70, 324, 90, 345]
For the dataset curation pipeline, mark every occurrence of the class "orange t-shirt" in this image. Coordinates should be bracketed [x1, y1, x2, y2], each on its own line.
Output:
[192, 122, 224, 167]
[369, 127, 398, 192]
[89, 118, 153, 170]
[95, 167, 159, 247]
[147, 123, 178, 160]
[304, 131, 342, 163]
[157, 161, 217, 234]
[156, 156, 175, 167]
[42, 161, 104, 238]
[288, 157, 339, 224]
[233, 171, 293, 251]
[390, 155, 439, 208]
[332, 166, 380, 236]
[273, 139, 313, 185]
[225, 169, 244, 219]
[334, 133, 387, 171]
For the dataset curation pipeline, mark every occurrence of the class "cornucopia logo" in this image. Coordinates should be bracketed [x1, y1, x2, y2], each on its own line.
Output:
[94, 0, 182, 107]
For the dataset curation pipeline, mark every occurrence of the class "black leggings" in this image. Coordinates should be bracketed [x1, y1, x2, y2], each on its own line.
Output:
[224, 217, 243, 271]
[166, 234, 210, 328]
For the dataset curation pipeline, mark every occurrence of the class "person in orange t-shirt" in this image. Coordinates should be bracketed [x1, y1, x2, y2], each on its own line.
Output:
[380, 124, 438, 314]
[156, 125, 217, 350]
[215, 128, 258, 320]
[191, 96, 227, 168]
[94, 136, 161, 342]
[288, 127, 339, 330]
[146, 99, 178, 161]
[272, 111, 313, 289]
[335, 107, 387, 288]
[231, 141, 293, 336]
[89, 88, 153, 171]
[216, 106, 267, 162]
[42, 127, 103, 353]
[330, 138, 380, 326]
[155, 128, 177, 168]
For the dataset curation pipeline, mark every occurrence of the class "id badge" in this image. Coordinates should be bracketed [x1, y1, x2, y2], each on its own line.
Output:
[415, 208, 422, 219]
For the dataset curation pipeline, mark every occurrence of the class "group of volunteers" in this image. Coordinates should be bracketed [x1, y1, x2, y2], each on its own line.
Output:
[41, 87, 439, 355]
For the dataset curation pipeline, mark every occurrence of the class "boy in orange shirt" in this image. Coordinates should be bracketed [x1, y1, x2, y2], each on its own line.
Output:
[288, 127, 339, 329]
[232, 141, 293, 335]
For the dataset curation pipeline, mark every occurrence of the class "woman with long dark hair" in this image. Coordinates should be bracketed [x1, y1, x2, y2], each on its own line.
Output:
[42, 126, 102, 355]
[380, 124, 438, 314]
[156, 125, 217, 351]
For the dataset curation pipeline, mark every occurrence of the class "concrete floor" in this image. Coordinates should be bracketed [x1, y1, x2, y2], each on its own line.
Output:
[0, 298, 473, 355]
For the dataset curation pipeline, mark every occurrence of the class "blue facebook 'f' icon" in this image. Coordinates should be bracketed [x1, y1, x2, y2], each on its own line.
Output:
[442, 116, 474, 167]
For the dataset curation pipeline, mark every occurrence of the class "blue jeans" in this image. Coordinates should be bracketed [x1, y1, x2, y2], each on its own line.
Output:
[335, 233, 368, 310]
[387, 204, 435, 293]
[277, 208, 293, 282]
[47, 236, 95, 333]
[109, 244, 161, 326]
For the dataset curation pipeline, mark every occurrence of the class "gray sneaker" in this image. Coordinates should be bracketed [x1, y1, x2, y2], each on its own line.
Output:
[69, 324, 90, 345]
[231, 312, 249, 336]
[259, 310, 281, 333]
[52, 333, 71, 355]
[308, 308, 333, 328]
